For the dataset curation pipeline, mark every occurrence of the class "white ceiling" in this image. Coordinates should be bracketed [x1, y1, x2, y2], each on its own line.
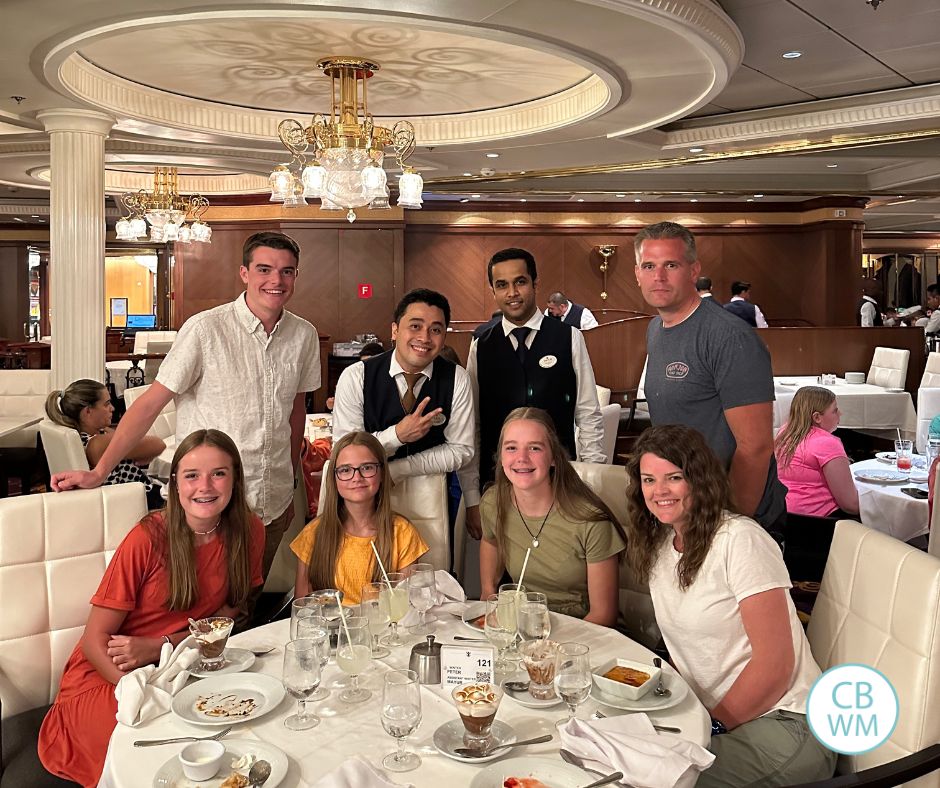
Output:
[0, 0, 938, 232]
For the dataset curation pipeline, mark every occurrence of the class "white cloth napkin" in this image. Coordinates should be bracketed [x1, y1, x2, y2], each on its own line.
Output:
[400, 570, 466, 627]
[113, 638, 199, 727]
[560, 715, 715, 788]
[311, 756, 415, 788]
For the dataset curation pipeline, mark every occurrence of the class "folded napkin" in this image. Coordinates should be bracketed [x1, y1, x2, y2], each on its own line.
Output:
[114, 638, 199, 727]
[400, 570, 466, 627]
[560, 715, 715, 788]
[312, 756, 414, 788]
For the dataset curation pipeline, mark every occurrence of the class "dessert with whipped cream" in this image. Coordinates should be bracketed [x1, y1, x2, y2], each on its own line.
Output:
[189, 616, 234, 670]
[451, 682, 503, 743]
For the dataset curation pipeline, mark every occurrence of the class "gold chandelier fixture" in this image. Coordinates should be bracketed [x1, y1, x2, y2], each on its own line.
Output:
[116, 167, 211, 243]
[269, 56, 423, 223]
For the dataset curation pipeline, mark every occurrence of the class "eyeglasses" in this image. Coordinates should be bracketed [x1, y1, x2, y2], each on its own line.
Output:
[334, 463, 381, 481]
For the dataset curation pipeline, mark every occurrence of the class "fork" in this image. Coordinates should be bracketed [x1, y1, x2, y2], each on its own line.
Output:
[591, 710, 680, 733]
[133, 725, 232, 747]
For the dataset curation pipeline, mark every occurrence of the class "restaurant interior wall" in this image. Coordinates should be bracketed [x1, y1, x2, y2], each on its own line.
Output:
[0, 244, 30, 341]
[104, 255, 155, 327]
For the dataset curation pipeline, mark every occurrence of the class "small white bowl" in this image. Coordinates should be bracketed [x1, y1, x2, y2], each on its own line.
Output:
[845, 372, 866, 385]
[179, 740, 225, 782]
[592, 658, 660, 701]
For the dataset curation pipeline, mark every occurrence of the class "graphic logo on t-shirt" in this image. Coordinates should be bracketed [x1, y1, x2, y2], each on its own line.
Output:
[665, 361, 689, 379]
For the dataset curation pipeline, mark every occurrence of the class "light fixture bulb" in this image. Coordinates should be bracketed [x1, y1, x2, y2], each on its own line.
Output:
[397, 170, 424, 209]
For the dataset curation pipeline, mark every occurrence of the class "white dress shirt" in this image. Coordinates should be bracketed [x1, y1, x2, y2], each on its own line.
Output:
[331, 352, 474, 481]
[860, 296, 878, 327]
[544, 301, 599, 330]
[459, 310, 605, 506]
[729, 295, 768, 329]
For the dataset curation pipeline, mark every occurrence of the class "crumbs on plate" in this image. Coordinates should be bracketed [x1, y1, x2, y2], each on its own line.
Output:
[195, 692, 258, 718]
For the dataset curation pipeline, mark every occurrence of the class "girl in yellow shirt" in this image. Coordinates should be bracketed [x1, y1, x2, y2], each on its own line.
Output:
[291, 432, 428, 604]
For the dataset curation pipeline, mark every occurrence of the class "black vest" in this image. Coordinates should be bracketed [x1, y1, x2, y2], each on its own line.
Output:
[362, 350, 456, 462]
[857, 297, 883, 326]
[476, 318, 577, 491]
[723, 299, 757, 327]
[562, 302, 585, 328]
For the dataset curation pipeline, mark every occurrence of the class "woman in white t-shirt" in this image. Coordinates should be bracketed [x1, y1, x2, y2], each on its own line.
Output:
[625, 424, 836, 787]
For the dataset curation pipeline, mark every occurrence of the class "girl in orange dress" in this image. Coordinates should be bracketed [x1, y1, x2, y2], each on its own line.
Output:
[38, 429, 265, 787]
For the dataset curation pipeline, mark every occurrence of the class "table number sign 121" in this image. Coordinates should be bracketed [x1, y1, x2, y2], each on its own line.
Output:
[440, 645, 495, 687]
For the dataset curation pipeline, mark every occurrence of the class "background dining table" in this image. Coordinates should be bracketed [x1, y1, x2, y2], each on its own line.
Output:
[100, 613, 709, 787]
[851, 458, 929, 542]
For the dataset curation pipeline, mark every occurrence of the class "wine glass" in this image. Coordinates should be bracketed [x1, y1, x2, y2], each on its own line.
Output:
[290, 596, 322, 641]
[518, 591, 551, 641]
[294, 614, 331, 700]
[336, 615, 372, 703]
[554, 642, 592, 726]
[361, 582, 391, 658]
[380, 669, 422, 772]
[498, 582, 525, 657]
[407, 563, 436, 635]
[379, 572, 408, 647]
[483, 594, 516, 676]
[282, 639, 322, 730]
[310, 588, 344, 652]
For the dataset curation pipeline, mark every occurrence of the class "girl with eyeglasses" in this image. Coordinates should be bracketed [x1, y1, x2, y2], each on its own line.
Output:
[291, 431, 428, 604]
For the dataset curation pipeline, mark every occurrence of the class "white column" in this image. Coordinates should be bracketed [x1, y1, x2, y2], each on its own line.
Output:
[37, 108, 115, 391]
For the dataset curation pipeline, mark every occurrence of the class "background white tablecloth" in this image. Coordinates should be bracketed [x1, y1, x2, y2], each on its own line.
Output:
[100, 614, 709, 787]
[852, 458, 929, 542]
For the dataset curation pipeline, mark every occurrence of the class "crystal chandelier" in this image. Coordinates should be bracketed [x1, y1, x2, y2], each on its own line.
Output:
[270, 56, 423, 223]
[115, 167, 212, 244]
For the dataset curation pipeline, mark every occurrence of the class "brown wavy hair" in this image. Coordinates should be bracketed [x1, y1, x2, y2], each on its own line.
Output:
[305, 431, 397, 591]
[625, 425, 731, 590]
[144, 429, 255, 611]
[774, 386, 836, 468]
[491, 407, 625, 563]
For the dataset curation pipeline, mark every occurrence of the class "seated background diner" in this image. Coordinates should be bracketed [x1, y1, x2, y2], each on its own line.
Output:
[625, 424, 836, 787]
[45, 379, 166, 510]
[37, 429, 264, 787]
[774, 386, 859, 517]
[292, 431, 428, 604]
[479, 406, 625, 626]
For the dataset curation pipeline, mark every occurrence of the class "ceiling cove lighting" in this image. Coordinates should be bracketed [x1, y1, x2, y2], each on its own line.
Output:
[689, 147, 704, 153]
[116, 167, 211, 243]
[782, 51, 803, 59]
[270, 57, 422, 223]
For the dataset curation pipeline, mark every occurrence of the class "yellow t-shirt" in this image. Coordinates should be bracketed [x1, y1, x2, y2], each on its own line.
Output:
[290, 514, 429, 604]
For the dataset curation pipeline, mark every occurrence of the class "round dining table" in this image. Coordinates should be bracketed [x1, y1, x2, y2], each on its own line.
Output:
[100, 613, 709, 787]
[851, 458, 929, 542]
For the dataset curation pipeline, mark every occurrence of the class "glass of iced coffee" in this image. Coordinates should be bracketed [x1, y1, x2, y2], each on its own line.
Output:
[520, 639, 559, 700]
[188, 616, 234, 671]
[451, 682, 503, 750]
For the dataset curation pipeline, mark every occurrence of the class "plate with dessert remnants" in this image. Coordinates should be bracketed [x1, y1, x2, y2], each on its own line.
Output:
[461, 601, 487, 633]
[189, 648, 255, 679]
[171, 674, 285, 726]
[590, 670, 688, 712]
[469, 756, 590, 787]
[153, 738, 289, 787]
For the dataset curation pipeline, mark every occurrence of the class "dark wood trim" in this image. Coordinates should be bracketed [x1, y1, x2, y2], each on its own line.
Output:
[421, 196, 868, 213]
[405, 221, 866, 235]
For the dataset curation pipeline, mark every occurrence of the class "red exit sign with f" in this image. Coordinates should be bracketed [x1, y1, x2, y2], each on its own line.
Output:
[358, 283, 372, 299]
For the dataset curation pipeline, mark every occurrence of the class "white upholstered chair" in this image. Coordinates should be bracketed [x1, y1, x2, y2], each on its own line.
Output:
[599, 403, 621, 464]
[143, 339, 174, 386]
[916, 352, 940, 453]
[0, 370, 52, 450]
[866, 346, 910, 389]
[122, 383, 176, 481]
[595, 385, 611, 408]
[38, 420, 88, 476]
[807, 520, 940, 783]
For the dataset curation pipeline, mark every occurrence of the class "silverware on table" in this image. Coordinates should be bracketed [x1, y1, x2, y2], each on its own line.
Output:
[249, 646, 276, 656]
[652, 657, 671, 697]
[559, 748, 624, 787]
[133, 725, 232, 747]
[503, 680, 530, 693]
[248, 758, 272, 785]
[453, 733, 553, 758]
[452, 635, 487, 642]
[591, 709, 680, 733]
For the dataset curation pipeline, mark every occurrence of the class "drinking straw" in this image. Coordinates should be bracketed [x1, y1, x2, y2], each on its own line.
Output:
[897, 427, 903, 444]
[370, 540, 393, 590]
[336, 596, 354, 648]
[517, 547, 532, 590]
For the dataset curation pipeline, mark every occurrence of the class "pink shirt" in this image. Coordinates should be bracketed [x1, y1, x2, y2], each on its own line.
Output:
[776, 426, 847, 516]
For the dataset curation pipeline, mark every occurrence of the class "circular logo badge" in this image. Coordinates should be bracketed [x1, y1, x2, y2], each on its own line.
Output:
[538, 354, 557, 369]
[430, 413, 447, 427]
[806, 664, 898, 755]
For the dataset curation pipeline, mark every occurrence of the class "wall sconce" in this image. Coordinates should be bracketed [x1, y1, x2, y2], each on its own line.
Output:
[594, 244, 618, 301]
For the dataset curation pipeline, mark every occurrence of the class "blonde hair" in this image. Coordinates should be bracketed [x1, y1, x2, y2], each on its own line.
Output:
[45, 379, 107, 431]
[774, 386, 837, 468]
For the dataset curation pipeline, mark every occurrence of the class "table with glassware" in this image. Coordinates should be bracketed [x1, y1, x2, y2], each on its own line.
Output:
[851, 457, 929, 542]
[99, 601, 710, 787]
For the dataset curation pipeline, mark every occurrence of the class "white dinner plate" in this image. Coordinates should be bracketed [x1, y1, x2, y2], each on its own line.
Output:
[152, 737, 289, 787]
[469, 756, 590, 788]
[779, 380, 798, 386]
[853, 470, 909, 484]
[188, 647, 255, 679]
[462, 601, 487, 633]
[432, 719, 516, 764]
[590, 671, 688, 712]
[501, 680, 563, 709]
[875, 452, 926, 468]
[909, 473, 929, 484]
[171, 673, 285, 726]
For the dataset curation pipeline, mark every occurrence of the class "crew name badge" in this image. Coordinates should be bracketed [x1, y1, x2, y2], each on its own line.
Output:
[430, 413, 447, 427]
[539, 355, 557, 368]
[441, 644, 495, 688]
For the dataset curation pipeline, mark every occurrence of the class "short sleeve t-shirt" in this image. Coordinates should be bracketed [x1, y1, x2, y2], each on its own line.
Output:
[776, 426, 847, 516]
[290, 514, 428, 604]
[645, 302, 786, 527]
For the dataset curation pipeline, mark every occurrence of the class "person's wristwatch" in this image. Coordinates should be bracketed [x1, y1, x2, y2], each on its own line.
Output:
[710, 717, 729, 736]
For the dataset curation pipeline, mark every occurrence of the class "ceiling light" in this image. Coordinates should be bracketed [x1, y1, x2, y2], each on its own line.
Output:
[747, 198, 754, 202]
[616, 193, 626, 198]
[485, 153, 500, 158]
[690, 198, 698, 203]
[459, 198, 469, 203]
[269, 56, 421, 223]
[519, 171, 527, 174]
[471, 194, 481, 199]
[634, 198, 642, 203]
[116, 167, 211, 243]
[782, 51, 802, 59]
[577, 198, 585, 202]
[689, 147, 704, 153]
[753, 193, 764, 198]
[462, 172, 473, 177]
[827, 163, 839, 168]
[520, 199, 527, 203]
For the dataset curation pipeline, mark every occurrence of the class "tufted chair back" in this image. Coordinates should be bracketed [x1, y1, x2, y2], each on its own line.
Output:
[807, 520, 940, 782]
[866, 346, 910, 389]
[0, 483, 147, 718]
[38, 420, 89, 476]
[916, 353, 940, 453]
[122, 384, 177, 481]
[595, 385, 611, 407]
[130, 330, 177, 356]
[0, 369, 52, 449]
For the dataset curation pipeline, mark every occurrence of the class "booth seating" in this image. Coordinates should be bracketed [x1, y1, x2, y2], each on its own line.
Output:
[37, 421, 88, 476]
[916, 351, 940, 453]
[0, 370, 52, 496]
[122, 384, 176, 481]
[807, 520, 940, 784]
[866, 346, 910, 389]
[0, 483, 147, 786]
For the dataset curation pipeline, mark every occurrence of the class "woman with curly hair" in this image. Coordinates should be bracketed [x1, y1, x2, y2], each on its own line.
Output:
[774, 386, 858, 516]
[625, 424, 835, 787]
[480, 407, 625, 625]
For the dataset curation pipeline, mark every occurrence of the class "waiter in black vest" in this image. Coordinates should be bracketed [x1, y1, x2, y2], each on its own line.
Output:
[459, 248, 606, 538]
[545, 292, 599, 330]
[332, 288, 474, 480]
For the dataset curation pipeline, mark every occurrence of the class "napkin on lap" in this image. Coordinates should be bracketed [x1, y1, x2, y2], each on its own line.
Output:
[560, 715, 715, 788]
[114, 638, 199, 727]
[312, 756, 414, 788]
[400, 570, 466, 627]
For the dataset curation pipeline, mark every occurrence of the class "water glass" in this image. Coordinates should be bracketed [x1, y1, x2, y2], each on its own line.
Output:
[381, 669, 422, 772]
[282, 639, 322, 730]
[310, 588, 344, 651]
[483, 594, 516, 676]
[294, 614, 331, 700]
[336, 615, 372, 703]
[553, 642, 592, 726]
[290, 597, 322, 641]
[498, 582, 525, 657]
[379, 572, 409, 647]
[407, 563, 437, 635]
[361, 582, 391, 658]
[518, 591, 551, 641]
[895, 439, 914, 475]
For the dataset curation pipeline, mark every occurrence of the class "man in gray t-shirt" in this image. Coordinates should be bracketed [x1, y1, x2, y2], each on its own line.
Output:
[634, 222, 786, 532]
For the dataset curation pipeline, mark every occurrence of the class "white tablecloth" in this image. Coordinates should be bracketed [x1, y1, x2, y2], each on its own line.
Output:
[852, 458, 929, 542]
[773, 376, 917, 438]
[0, 415, 41, 439]
[100, 614, 709, 787]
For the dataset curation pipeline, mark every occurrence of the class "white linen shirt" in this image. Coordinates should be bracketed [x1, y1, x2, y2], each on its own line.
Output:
[331, 352, 474, 481]
[459, 310, 605, 506]
[156, 293, 320, 523]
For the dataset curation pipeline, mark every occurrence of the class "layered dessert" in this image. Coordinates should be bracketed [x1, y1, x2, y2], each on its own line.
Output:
[189, 616, 234, 670]
[451, 682, 503, 744]
[520, 639, 558, 699]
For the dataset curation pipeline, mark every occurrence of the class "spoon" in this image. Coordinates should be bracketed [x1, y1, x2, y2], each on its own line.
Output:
[452, 635, 487, 642]
[559, 749, 623, 787]
[652, 658, 671, 697]
[249, 646, 276, 656]
[248, 759, 272, 786]
[503, 680, 530, 693]
[453, 733, 553, 757]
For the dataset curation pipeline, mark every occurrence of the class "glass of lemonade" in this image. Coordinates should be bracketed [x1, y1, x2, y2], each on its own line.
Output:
[336, 615, 373, 703]
[361, 581, 391, 658]
[379, 572, 409, 647]
[498, 582, 525, 657]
